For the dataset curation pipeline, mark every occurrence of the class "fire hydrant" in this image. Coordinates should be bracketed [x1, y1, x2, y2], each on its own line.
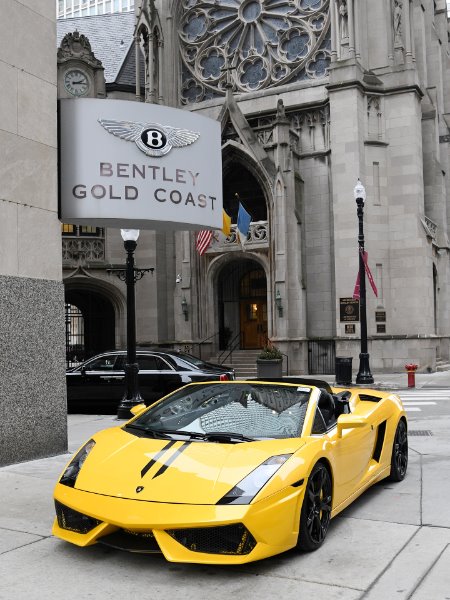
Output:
[405, 363, 418, 388]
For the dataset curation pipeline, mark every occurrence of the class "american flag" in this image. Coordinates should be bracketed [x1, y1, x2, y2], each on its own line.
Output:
[196, 230, 213, 255]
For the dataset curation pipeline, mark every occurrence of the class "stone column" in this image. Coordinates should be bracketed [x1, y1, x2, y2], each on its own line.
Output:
[404, 0, 412, 63]
[135, 32, 141, 101]
[158, 38, 164, 103]
[331, 0, 338, 61]
[386, 0, 394, 64]
[348, 0, 355, 58]
[148, 32, 155, 103]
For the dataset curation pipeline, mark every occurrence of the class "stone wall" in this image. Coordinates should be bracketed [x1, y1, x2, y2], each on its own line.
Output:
[0, 276, 67, 466]
[0, 1, 67, 466]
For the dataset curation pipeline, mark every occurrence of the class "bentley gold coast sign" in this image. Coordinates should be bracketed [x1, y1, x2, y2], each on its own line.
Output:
[59, 98, 222, 230]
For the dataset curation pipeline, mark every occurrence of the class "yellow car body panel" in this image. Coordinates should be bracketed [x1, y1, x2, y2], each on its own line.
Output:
[53, 381, 406, 564]
[72, 427, 306, 504]
[53, 482, 304, 563]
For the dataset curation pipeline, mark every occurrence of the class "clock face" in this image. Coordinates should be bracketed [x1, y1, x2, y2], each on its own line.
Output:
[64, 68, 89, 97]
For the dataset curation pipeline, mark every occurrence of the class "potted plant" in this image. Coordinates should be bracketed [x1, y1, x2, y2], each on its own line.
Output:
[256, 342, 283, 378]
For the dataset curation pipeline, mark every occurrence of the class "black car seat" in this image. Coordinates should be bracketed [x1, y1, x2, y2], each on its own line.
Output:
[318, 389, 336, 428]
[333, 390, 351, 417]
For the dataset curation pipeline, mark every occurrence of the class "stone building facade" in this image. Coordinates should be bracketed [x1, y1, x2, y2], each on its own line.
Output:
[1, 1, 67, 466]
[58, 0, 450, 376]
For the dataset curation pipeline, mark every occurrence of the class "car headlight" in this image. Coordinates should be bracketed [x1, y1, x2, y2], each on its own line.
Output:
[60, 439, 96, 488]
[217, 454, 292, 505]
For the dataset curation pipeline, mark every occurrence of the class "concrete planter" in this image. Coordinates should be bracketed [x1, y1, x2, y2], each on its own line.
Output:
[256, 358, 283, 378]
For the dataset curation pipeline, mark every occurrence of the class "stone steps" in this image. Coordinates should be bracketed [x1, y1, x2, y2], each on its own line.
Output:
[436, 358, 450, 372]
[210, 349, 261, 379]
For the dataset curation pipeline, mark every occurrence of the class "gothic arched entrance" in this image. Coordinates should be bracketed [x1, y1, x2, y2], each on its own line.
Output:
[218, 259, 267, 350]
[65, 288, 115, 366]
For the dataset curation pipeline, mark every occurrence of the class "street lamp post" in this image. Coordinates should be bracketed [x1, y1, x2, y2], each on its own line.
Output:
[113, 229, 154, 419]
[354, 180, 374, 385]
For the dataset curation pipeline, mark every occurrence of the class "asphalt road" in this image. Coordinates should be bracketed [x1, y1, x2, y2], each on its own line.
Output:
[398, 388, 450, 419]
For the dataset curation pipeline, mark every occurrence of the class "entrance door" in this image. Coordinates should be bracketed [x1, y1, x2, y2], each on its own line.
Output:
[218, 262, 267, 351]
[240, 300, 267, 349]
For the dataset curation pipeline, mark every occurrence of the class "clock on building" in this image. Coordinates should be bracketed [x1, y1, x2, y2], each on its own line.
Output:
[64, 68, 90, 96]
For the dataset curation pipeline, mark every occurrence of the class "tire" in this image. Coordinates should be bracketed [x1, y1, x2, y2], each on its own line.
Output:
[388, 418, 408, 482]
[297, 462, 332, 552]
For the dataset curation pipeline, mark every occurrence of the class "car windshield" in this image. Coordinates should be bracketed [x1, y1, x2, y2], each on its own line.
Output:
[131, 383, 311, 439]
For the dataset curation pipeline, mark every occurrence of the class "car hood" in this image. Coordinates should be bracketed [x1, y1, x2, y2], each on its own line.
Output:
[74, 426, 305, 504]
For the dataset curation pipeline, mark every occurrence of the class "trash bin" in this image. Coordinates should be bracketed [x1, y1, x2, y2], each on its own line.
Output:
[335, 357, 353, 385]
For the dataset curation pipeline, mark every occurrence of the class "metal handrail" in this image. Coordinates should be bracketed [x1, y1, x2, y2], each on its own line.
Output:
[194, 331, 219, 359]
[218, 332, 242, 365]
[281, 352, 289, 376]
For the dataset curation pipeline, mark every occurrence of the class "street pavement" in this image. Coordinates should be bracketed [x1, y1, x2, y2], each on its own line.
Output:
[1, 371, 450, 599]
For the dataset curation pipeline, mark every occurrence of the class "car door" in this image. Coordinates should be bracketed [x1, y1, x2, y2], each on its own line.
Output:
[312, 405, 376, 508]
[136, 355, 183, 404]
[328, 417, 376, 508]
[67, 354, 125, 410]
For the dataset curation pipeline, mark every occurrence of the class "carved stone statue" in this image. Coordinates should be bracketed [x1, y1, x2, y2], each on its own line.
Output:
[339, 0, 348, 40]
[393, 0, 403, 46]
[277, 98, 287, 120]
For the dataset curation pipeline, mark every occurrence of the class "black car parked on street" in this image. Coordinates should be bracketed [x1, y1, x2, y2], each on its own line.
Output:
[66, 349, 235, 413]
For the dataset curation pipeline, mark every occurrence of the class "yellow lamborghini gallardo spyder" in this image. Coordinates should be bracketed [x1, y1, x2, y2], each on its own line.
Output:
[53, 379, 408, 564]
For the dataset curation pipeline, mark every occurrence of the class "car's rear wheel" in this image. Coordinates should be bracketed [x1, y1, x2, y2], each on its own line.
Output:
[389, 418, 408, 481]
[297, 462, 332, 552]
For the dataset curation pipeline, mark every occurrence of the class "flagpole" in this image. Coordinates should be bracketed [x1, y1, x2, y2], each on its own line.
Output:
[354, 180, 374, 384]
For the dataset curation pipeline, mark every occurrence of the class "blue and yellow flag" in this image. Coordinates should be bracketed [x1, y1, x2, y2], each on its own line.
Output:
[237, 203, 251, 246]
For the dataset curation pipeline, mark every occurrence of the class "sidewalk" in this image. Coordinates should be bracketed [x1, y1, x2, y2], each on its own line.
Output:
[1, 392, 450, 599]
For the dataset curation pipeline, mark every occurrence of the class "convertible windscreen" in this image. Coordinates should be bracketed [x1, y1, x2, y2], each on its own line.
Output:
[129, 383, 311, 440]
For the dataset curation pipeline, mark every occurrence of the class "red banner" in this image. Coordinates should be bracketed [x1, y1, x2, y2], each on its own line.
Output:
[353, 250, 378, 299]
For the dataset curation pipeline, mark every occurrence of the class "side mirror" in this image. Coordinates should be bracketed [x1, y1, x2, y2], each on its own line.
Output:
[337, 414, 369, 438]
[130, 403, 147, 417]
[80, 365, 87, 376]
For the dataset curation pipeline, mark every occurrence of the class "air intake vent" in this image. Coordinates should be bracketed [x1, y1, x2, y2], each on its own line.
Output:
[98, 529, 160, 553]
[359, 394, 382, 402]
[55, 500, 101, 534]
[372, 420, 387, 462]
[167, 523, 256, 555]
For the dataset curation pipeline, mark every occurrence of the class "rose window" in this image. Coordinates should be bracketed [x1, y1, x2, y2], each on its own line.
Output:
[179, 0, 330, 104]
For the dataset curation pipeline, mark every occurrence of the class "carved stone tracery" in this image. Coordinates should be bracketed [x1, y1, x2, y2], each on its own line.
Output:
[179, 0, 331, 104]
[221, 105, 330, 154]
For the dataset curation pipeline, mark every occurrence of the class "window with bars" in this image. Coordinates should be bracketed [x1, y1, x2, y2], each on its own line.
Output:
[65, 303, 85, 368]
[240, 269, 267, 299]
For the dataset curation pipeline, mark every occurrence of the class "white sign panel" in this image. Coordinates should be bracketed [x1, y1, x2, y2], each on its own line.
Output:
[59, 98, 222, 230]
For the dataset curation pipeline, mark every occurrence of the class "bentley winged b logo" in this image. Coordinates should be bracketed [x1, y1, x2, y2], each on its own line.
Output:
[97, 119, 200, 157]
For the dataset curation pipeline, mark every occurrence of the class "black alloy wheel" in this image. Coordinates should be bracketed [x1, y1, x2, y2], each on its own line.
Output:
[389, 419, 408, 482]
[297, 462, 332, 552]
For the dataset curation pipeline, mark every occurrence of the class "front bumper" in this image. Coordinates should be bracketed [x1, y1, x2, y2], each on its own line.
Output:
[53, 483, 304, 564]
